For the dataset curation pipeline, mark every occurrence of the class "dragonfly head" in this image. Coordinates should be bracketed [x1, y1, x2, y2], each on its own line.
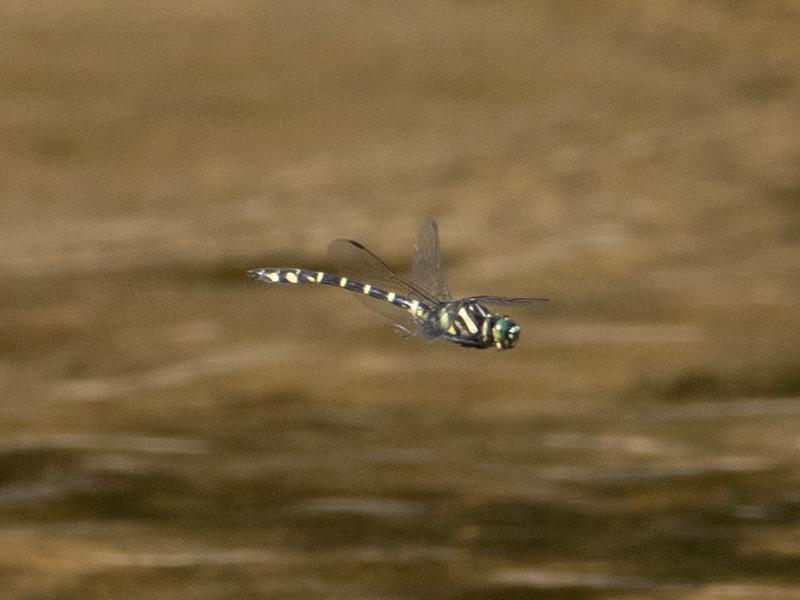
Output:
[491, 316, 521, 350]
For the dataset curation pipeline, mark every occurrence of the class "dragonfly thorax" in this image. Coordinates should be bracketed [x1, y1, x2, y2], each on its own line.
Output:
[433, 301, 521, 350]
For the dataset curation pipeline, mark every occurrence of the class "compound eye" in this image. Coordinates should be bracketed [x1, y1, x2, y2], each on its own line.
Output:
[492, 318, 510, 338]
[492, 317, 515, 346]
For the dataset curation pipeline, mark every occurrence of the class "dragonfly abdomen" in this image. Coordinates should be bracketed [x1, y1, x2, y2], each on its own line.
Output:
[247, 268, 432, 318]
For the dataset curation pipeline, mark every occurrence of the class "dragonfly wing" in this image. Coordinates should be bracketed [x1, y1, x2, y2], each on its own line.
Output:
[410, 219, 451, 302]
[328, 238, 438, 334]
[467, 295, 549, 305]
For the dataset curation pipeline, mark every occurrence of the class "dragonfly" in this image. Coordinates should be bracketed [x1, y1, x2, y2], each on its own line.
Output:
[247, 219, 547, 350]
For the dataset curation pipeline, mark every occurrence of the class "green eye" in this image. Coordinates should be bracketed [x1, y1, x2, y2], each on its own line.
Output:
[492, 317, 521, 350]
[492, 318, 510, 340]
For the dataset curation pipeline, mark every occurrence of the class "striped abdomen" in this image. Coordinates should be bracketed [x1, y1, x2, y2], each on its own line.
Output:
[247, 267, 432, 319]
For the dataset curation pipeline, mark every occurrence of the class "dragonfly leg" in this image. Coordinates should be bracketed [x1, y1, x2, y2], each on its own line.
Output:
[393, 324, 416, 338]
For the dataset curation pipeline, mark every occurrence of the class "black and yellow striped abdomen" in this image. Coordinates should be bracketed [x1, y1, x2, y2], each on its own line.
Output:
[246, 267, 433, 319]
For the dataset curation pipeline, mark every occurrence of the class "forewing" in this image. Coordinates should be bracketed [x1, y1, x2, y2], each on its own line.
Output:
[466, 295, 549, 305]
[410, 219, 451, 301]
[328, 238, 437, 333]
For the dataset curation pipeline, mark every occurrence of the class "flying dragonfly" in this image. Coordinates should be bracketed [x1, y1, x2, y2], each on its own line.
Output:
[247, 219, 547, 350]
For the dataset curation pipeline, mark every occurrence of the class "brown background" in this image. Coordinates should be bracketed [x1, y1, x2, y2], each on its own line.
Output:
[2, 2, 800, 598]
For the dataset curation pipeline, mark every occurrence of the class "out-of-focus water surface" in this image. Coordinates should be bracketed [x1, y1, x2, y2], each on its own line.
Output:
[2, 2, 800, 598]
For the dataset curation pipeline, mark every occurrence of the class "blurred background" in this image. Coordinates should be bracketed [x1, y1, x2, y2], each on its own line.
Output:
[2, 1, 800, 598]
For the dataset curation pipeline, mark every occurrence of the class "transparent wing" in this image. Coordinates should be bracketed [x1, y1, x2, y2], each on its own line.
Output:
[328, 239, 439, 304]
[410, 219, 451, 302]
[328, 238, 439, 334]
[466, 295, 549, 305]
